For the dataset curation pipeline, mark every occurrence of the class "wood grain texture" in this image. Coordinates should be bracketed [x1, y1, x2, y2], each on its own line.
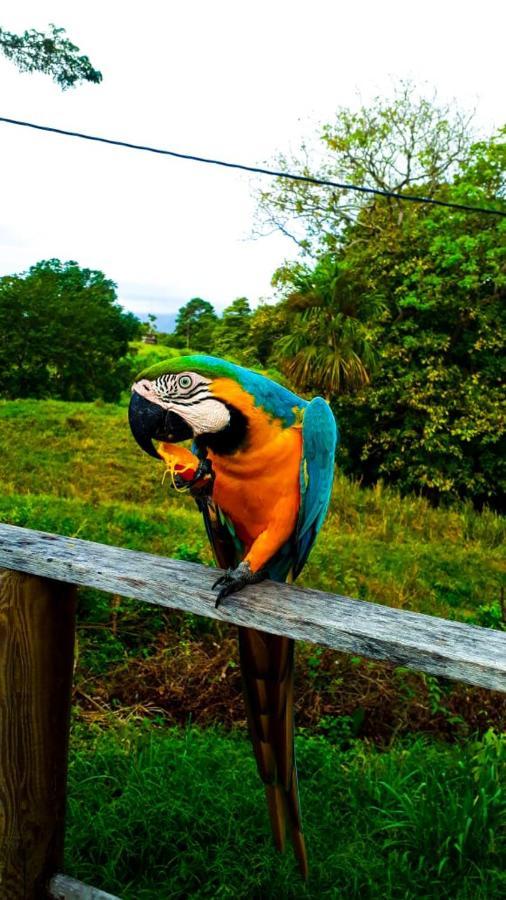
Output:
[0, 523, 504, 692]
[49, 873, 120, 899]
[0, 569, 76, 899]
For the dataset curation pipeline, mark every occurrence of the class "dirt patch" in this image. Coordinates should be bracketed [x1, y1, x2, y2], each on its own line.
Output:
[74, 621, 506, 744]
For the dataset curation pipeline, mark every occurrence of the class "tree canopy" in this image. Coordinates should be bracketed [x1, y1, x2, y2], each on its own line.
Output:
[251, 87, 505, 508]
[330, 135, 506, 507]
[255, 82, 474, 255]
[272, 257, 378, 397]
[173, 298, 218, 351]
[212, 298, 253, 361]
[0, 23, 102, 89]
[0, 260, 139, 402]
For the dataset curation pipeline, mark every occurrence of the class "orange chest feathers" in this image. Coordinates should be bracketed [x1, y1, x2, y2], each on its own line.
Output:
[208, 425, 302, 548]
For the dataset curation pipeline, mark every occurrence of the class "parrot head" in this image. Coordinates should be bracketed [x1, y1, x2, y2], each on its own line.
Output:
[129, 354, 305, 459]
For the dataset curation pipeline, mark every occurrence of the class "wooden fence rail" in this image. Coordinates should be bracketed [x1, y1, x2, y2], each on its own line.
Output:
[49, 874, 120, 899]
[1, 523, 504, 690]
[0, 522, 505, 898]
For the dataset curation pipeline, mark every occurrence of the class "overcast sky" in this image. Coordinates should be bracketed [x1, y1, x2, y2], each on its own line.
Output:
[0, 1, 504, 318]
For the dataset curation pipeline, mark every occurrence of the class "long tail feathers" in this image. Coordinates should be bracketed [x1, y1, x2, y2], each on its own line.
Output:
[197, 499, 307, 875]
[238, 627, 308, 879]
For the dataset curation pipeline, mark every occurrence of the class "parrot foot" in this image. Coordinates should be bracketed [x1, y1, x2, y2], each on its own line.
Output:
[212, 562, 267, 607]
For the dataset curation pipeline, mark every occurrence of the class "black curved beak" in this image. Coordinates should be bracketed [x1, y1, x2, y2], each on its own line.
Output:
[128, 391, 193, 459]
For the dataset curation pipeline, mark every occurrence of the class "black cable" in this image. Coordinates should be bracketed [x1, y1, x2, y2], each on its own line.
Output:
[1, 115, 504, 218]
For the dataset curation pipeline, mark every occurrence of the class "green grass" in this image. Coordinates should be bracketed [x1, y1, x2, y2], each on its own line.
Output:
[0, 397, 504, 622]
[66, 721, 505, 899]
[130, 340, 182, 360]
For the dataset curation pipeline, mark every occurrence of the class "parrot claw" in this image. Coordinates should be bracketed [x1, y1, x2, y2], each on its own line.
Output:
[212, 562, 268, 608]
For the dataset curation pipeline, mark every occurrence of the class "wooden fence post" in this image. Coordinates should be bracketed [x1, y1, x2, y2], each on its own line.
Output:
[0, 570, 76, 899]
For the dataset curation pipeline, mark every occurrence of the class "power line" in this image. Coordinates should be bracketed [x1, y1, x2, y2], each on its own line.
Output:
[1, 114, 505, 218]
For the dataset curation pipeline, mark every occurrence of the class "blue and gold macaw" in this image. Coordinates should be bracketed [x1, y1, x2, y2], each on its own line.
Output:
[128, 355, 337, 877]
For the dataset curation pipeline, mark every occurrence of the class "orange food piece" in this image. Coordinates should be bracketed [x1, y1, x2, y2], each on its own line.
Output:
[157, 442, 198, 482]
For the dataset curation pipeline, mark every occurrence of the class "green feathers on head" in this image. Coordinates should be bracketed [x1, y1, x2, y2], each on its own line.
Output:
[137, 354, 308, 426]
[138, 355, 239, 383]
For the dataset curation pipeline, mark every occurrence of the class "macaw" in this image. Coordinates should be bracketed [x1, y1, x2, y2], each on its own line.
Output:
[128, 355, 337, 877]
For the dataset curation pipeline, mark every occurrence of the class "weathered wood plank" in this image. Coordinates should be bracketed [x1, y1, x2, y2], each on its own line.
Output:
[0, 523, 504, 692]
[49, 873, 120, 899]
[0, 570, 76, 899]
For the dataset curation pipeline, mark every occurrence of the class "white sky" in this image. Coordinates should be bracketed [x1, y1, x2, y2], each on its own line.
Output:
[0, 1, 504, 317]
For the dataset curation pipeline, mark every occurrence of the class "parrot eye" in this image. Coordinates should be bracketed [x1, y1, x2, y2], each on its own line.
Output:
[178, 375, 193, 390]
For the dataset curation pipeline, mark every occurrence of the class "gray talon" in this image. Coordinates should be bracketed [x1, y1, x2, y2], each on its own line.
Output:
[212, 562, 268, 607]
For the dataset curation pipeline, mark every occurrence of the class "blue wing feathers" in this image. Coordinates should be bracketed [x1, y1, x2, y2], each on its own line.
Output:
[266, 397, 337, 583]
[293, 398, 338, 578]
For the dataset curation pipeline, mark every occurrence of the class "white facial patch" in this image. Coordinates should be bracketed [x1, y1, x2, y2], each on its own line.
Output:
[132, 374, 229, 436]
[175, 398, 231, 435]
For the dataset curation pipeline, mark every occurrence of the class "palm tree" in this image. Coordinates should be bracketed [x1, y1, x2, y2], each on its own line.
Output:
[276, 256, 380, 398]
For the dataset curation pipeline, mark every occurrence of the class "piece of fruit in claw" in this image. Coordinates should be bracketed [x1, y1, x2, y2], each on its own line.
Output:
[157, 442, 199, 482]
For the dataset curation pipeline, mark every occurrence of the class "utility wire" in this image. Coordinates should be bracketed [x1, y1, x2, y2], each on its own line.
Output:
[1, 115, 505, 218]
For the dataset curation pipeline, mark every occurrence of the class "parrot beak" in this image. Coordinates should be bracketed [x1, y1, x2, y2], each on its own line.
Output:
[128, 390, 193, 459]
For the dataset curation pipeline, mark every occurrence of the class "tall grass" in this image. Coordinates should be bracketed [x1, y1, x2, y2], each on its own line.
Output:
[66, 721, 505, 899]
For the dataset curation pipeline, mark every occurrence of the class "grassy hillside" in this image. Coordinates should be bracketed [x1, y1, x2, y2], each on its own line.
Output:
[1, 398, 504, 622]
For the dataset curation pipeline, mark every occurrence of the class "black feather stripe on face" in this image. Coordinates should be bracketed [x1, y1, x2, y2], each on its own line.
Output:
[152, 374, 212, 409]
[172, 386, 210, 400]
[154, 372, 211, 402]
[166, 392, 211, 407]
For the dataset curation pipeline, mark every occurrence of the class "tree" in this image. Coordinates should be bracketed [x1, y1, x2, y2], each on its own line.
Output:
[255, 82, 472, 255]
[140, 313, 158, 338]
[0, 260, 139, 402]
[247, 302, 288, 367]
[212, 297, 253, 361]
[270, 257, 380, 397]
[254, 84, 505, 507]
[332, 130, 506, 508]
[0, 24, 102, 88]
[173, 298, 217, 351]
